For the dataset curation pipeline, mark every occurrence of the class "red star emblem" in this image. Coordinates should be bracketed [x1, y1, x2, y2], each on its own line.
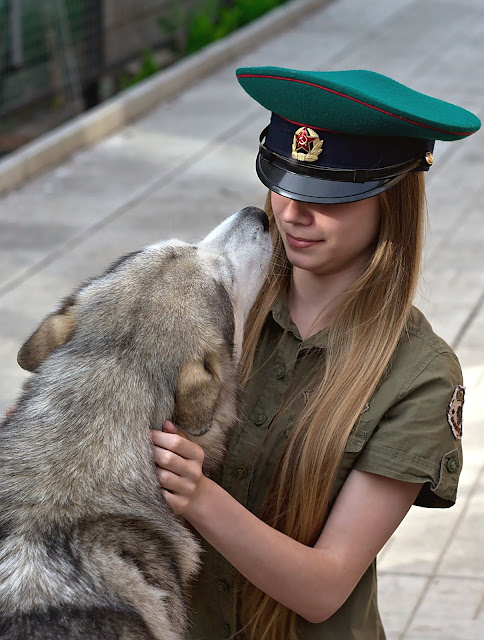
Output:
[295, 128, 317, 153]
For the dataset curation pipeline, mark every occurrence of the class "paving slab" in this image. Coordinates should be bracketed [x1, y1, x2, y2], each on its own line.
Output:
[377, 573, 428, 640]
[403, 576, 484, 640]
[0, 0, 483, 637]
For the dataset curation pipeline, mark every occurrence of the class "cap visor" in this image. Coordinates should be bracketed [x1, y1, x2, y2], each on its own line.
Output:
[257, 154, 404, 203]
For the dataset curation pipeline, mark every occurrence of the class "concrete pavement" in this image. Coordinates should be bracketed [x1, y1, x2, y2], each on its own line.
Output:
[1, 0, 483, 637]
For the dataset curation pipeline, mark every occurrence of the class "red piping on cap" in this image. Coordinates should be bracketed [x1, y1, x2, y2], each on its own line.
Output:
[237, 73, 472, 137]
[279, 116, 342, 135]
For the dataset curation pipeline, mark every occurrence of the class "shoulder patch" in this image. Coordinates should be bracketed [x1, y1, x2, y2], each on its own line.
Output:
[447, 385, 465, 439]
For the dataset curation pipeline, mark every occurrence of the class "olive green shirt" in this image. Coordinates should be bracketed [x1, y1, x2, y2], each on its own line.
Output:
[189, 296, 463, 639]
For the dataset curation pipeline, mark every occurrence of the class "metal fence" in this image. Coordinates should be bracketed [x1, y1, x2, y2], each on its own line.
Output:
[0, 1, 102, 115]
[0, 0, 213, 154]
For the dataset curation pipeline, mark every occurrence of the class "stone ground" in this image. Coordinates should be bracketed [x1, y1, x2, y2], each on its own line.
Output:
[0, 0, 483, 637]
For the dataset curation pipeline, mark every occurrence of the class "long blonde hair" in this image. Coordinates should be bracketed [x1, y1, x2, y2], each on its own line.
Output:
[237, 172, 426, 640]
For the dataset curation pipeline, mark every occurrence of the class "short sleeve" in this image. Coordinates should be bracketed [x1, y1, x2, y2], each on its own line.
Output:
[354, 352, 463, 508]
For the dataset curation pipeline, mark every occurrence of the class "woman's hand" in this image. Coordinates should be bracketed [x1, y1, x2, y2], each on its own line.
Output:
[152, 421, 207, 516]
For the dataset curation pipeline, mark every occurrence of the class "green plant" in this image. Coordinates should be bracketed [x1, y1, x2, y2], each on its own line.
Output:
[234, 0, 281, 26]
[157, 0, 289, 58]
[186, 10, 218, 53]
[157, 2, 190, 54]
[213, 6, 241, 40]
[120, 49, 158, 89]
[121, 0, 292, 89]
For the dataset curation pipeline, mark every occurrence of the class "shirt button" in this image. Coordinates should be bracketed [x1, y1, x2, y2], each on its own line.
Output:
[275, 364, 285, 379]
[254, 414, 267, 426]
[234, 465, 248, 479]
[216, 579, 229, 592]
[223, 623, 231, 637]
[446, 457, 459, 473]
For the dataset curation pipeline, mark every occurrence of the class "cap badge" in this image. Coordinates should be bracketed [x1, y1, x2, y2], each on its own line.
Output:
[447, 385, 465, 439]
[292, 127, 324, 162]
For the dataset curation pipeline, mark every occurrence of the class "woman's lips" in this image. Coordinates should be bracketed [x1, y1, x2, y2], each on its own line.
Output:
[286, 233, 322, 249]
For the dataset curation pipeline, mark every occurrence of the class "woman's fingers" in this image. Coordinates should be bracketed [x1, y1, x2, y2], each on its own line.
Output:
[162, 490, 190, 514]
[153, 445, 202, 481]
[151, 422, 206, 516]
[152, 429, 205, 465]
[156, 467, 198, 495]
[161, 419, 177, 434]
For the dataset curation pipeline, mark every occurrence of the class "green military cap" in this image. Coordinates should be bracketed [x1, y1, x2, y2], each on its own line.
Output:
[236, 66, 481, 203]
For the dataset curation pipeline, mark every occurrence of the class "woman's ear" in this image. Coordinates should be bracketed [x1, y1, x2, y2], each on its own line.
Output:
[174, 352, 222, 435]
[17, 299, 77, 372]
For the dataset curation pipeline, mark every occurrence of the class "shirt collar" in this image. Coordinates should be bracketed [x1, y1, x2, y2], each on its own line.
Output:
[271, 291, 328, 350]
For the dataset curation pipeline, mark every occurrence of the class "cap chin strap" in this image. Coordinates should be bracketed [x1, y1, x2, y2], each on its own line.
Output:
[259, 127, 427, 184]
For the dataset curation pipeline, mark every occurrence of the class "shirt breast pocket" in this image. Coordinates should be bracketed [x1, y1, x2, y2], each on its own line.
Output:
[345, 430, 367, 454]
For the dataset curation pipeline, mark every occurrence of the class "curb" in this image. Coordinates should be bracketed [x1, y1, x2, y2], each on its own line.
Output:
[0, 0, 330, 195]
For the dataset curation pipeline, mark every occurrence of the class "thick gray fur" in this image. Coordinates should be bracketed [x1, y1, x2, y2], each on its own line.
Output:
[0, 207, 271, 640]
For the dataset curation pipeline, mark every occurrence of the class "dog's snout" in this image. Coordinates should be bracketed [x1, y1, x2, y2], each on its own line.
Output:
[239, 206, 269, 231]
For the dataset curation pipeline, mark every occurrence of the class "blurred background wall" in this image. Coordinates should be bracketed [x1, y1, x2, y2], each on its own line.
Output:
[0, 0, 276, 156]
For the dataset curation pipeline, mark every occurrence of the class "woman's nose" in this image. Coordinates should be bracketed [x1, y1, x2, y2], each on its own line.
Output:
[281, 198, 312, 224]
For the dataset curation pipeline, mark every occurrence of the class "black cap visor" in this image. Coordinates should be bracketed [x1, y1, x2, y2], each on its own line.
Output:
[257, 153, 407, 204]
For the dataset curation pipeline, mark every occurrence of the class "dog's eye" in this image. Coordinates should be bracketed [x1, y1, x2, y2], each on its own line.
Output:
[203, 358, 213, 374]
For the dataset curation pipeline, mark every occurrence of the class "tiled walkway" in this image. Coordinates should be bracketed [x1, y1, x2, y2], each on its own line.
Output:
[1, 0, 483, 637]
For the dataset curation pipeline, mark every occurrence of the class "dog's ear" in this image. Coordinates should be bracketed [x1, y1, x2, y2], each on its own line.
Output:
[17, 298, 77, 372]
[174, 351, 223, 433]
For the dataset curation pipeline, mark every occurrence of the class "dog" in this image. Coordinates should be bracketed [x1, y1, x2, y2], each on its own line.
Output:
[0, 206, 271, 640]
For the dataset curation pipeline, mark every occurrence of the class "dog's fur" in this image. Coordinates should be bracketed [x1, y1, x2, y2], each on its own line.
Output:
[0, 207, 271, 640]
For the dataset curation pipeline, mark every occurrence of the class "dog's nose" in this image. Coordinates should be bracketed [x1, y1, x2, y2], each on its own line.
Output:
[239, 206, 269, 231]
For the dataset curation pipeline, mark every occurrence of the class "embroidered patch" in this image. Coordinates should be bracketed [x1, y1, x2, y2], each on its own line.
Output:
[447, 385, 465, 439]
[292, 127, 324, 162]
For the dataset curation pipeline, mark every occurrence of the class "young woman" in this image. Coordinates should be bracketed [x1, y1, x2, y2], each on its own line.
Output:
[152, 68, 480, 639]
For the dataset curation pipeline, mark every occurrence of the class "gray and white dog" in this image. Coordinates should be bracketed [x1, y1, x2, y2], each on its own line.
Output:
[0, 207, 271, 640]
